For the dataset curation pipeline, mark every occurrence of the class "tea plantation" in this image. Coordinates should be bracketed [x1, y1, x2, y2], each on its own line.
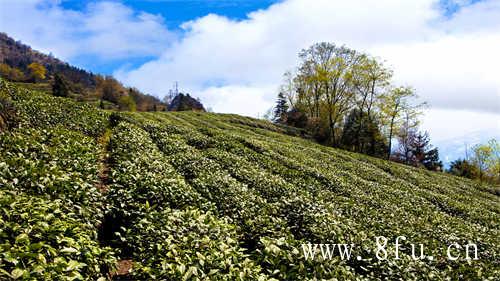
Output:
[0, 79, 498, 280]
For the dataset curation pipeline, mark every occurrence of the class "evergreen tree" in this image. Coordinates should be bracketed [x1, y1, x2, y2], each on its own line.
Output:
[273, 92, 289, 123]
[52, 73, 70, 97]
[0, 91, 17, 132]
[422, 147, 442, 171]
[341, 109, 388, 158]
[396, 131, 442, 171]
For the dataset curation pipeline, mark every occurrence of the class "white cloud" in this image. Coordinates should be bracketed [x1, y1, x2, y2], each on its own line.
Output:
[373, 33, 500, 113]
[0, 0, 175, 60]
[422, 108, 500, 166]
[116, 0, 499, 117]
[422, 108, 500, 142]
[198, 84, 277, 117]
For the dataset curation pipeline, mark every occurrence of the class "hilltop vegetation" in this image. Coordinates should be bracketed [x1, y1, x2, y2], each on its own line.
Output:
[0, 33, 167, 111]
[0, 79, 499, 280]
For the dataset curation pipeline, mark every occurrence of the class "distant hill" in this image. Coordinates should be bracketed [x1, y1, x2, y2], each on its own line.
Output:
[0, 32, 167, 111]
[0, 32, 95, 87]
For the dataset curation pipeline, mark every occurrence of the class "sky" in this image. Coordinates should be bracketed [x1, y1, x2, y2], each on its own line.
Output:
[0, 0, 499, 165]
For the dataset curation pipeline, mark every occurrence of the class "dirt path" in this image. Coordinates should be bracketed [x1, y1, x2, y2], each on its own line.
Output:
[96, 127, 134, 279]
[97, 129, 112, 193]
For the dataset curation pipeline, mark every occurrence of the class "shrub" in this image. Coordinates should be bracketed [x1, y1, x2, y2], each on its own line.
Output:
[0, 190, 116, 280]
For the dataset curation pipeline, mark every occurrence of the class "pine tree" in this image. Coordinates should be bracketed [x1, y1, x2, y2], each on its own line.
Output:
[341, 109, 388, 158]
[397, 131, 442, 171]
[52, 73, 70, 97]
[273, 92, 289, 123]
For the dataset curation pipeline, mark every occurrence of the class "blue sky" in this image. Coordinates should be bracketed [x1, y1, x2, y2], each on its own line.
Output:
[61, 0, 279, 29]
[59, 0, 280, 74]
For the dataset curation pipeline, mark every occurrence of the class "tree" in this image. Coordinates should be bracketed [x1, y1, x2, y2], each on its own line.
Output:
[0, 90, 17, 132]
[471, 144, 492, 182]
[0, 63, 25, 81]
[280, 70, 297, 109]
[351, 55, 392, 152]
[273, 92, 289, 123]
[341, 109, 387, 157]
[486, 139, 500, 182]
[422, 147, 442, 171]
[286, 108, 309, 129]
[276, 42, 427, 161]
[410, 131, 442, 171]
[394, 130, 442, 170]
[118, 95, 136, 112]
[448, 159, 479, 179]
[52, 73, 70, 97]
[27, 62, 46, 82]
[96, 75, 125, 104]
[297, 43, 360, 146]
[470, 140, 500, 183]
[378, 86, 422, 160]
[450, 139, 499, 183]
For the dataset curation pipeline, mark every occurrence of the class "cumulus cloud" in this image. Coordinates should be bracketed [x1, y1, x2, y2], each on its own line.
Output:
[373, 33, 500, 113]
[0, 0, 175, 60]
[115, 0, 499, 118]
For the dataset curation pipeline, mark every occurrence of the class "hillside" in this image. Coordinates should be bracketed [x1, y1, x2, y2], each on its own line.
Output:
[0, 32, 95, 88]
[0, 33, 167, 111]
[0, 79, 499, 280]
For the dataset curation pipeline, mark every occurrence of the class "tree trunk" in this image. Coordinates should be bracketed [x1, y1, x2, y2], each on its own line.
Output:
[355, 97, 367, 152]
[387, 116, 395, 160]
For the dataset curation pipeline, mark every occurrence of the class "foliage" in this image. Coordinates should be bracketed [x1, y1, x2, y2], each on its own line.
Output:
[0, 63, 25, 81]
[117, 95, 136, 112]
[27, 62, 46, 81]
[340, 109, 387, 157]
[0, 190, 116, 280]
[273, 92, 288, 123]
[1, 33, 166, 111]
[127, 208, 265, 280]
[1, 32, 95, 88]
[279, 42, 428, 164]
[52, 73, 71, 97]
[0, 80, 117, 280]
[1, 79, 109, 137]
[378, 86, 423, 160]
[470, 139, 500, 183]
[395, 130, 443, 171]
[0, 87, 17, 131]
[0, 127, 105, 219]
[122, 111, 499, 280]
[167, 93, 205, 112]
[448, 159, 479, 179]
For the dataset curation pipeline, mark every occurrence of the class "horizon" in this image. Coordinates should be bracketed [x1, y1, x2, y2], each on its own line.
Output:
[1, 0, 499, 165]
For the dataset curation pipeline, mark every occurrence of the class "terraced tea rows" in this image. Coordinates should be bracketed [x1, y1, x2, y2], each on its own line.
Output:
[0, 79, 499, 280]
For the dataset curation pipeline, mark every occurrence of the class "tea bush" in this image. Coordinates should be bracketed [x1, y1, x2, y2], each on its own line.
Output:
[1, 79, 498, 280]
[0, 190, 116, 280]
